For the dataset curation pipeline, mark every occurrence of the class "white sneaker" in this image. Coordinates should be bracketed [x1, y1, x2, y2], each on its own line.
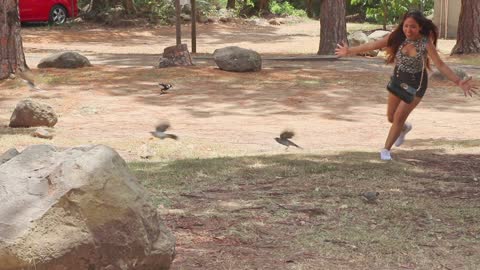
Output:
[394, 123, 412, 147]
[380, 148, 392, 161]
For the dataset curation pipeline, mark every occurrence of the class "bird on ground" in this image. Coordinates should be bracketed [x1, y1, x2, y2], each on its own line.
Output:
[359, 191, 379, 203]
[158, 83, 173, 94]
[16, 68, 45, 92]
[150, 122, 178, 140]
[274, 130, 302, 149]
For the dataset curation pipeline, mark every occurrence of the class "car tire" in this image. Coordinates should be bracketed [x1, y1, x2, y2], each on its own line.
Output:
[49, 5, 67, 25]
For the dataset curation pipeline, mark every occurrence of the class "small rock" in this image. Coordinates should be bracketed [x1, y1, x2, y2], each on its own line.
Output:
[268, 19, 281, 25]
[32, 127, 54, 139]
[219, 17, 231, 23]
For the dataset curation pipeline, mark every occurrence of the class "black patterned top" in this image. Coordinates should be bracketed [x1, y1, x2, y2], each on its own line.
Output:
[395, 36, 428, 74]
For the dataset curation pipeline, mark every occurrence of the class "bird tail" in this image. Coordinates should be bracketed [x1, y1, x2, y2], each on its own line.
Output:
[167, 134, 178, 140]
[289, 140, 302, 149]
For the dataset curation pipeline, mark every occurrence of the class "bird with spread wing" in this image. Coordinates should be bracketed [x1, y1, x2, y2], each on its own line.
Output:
[274, 130, 302, 149]
[16, 68, 45, 92]
[150, 122, 178, 140]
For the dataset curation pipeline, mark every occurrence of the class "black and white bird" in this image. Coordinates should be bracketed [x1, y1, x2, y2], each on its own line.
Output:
[158, 83, 173, 95]
[359, 191, 379, 203]
[17, 69, 45, 92]
[150, 122, 178, 140]
[275, 130, 302, 149]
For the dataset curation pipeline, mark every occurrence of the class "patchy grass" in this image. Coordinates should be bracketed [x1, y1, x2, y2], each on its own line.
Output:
[129, 149, 480, 269]
[455, 55, 480, 66]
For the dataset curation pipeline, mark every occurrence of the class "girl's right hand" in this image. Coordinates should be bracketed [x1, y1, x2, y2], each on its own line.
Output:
[335, 42, 349, 57]
[458, 77, 478, 97]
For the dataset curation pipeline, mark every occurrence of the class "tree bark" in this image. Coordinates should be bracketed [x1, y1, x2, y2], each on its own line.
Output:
[227, 0, 235, 9]
[318, 0, 347, 55]
[255, 0, 269, 12]
[305, 0, 313, 18]
[0, 0, 28, 80]
[381, 0, 388, 30]
[122, 0, 136, 15]
[451, 0, 480, 55]
[86, 0, 116, 15]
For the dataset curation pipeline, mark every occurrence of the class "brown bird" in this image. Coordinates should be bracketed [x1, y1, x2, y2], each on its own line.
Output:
[275, 130, 302, 149]
[150, 122, 178, 140]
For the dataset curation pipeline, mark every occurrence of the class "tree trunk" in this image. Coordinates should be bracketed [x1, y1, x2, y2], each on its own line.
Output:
[122, 0, 136, 15]
[227, 0, 235, 9]
[305, 0, 313, 18]
[318, 0, 347, 55]
[381, 0, 388, 30]
[0, 0, 28, 80]
[451, 0, 480, 55]
[256, 0, 269, 12]
[86, 0, 115, 14]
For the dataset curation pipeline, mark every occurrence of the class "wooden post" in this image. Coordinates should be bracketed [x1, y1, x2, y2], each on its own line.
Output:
[175, 0, 181, 45]
[191, 0, 196, 53]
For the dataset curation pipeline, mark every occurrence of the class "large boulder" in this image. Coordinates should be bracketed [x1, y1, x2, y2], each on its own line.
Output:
[9, 99, 58, 128]
[348, 31, 379, 57]
[368, 30, 391, 41]
[213, 46, 262, 72]
[38, 51, 92, 69]
[0, 144, 175, 270]
[0, 148, 19, 165]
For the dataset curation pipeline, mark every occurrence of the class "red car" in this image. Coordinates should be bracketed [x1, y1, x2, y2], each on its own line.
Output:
[19, 0, 78, 25]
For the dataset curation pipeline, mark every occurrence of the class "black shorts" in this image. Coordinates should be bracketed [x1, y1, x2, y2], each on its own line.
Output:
[393, 67, 428, 97]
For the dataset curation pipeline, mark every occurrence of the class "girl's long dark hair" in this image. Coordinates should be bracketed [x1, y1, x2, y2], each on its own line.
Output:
[386, 11, 439, 67]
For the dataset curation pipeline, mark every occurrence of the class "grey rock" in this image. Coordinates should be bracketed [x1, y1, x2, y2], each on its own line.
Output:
[38, 51, 92, 69]
[0, 148, 20, 165]
[348, 31, 379, 57]
[368, 30, 391, 41]
[213, 46, 262, 72]
[0, 144, 175, 269]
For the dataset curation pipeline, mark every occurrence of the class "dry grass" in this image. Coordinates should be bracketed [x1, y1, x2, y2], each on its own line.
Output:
[129, 148, 480, 269]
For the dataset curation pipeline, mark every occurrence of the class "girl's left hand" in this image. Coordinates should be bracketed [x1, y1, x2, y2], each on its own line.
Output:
[335, 42, 349, 57]
[459, 77, 478, 97]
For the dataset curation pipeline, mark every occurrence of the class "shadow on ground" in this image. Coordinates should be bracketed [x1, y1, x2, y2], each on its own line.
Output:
[129, 148, 480, 270]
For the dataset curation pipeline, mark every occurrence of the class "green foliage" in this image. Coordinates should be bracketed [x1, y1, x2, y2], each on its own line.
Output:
[196, 0, 223, 17]
[136, 0, 175, 23]
[350, 0, 434, 25]
[269, 1, 307, 17]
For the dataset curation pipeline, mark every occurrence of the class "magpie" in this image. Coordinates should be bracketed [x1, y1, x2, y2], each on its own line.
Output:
[275, 130, 302, 149]
[150, 122, 178, 140]
[159, 83, 173, 94]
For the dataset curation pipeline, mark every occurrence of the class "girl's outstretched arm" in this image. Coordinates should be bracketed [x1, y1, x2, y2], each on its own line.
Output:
[335, 34, 389, 57]
[426, 38, 478, 97]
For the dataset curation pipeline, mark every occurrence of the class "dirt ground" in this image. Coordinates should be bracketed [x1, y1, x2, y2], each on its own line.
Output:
[1, 19, 480, 269]
[1, 19, 480, 160]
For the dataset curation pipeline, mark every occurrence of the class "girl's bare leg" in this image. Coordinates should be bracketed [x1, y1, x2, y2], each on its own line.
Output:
[384, 96, 422, 150]
[386, 93, 402, 123]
